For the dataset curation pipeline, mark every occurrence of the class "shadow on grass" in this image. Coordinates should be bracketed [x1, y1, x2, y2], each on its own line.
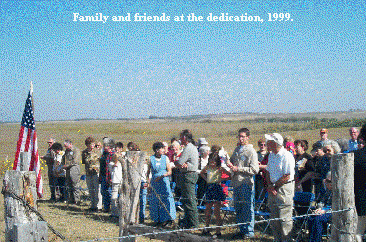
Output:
[38, 199, 274, 241]
[45, 202, 119, 225]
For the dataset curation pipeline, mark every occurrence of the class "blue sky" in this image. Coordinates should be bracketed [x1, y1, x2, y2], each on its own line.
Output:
[1, 0, 365, 122]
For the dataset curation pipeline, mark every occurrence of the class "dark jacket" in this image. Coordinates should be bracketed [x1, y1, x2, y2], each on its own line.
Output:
[354, 147, 366, 216]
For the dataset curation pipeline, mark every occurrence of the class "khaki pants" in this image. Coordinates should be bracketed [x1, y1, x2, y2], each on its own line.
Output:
[268, 182, 294, 242]
[356, 215, 366, 242]
[86, 174, 101, 209]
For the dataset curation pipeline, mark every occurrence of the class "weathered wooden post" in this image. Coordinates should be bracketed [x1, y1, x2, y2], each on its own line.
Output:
[3, 152, 48, 242]
[331, 153, 358, 241]
[119, 150, 146, 242]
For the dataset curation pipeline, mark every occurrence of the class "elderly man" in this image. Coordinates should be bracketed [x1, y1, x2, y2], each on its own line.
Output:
[265, 133, 295, 242]
[348, 127, 359, 152]
[313, 128, 341, 154]
[228, 128, 259, 239]
[176, 129, 199, 229]
[63, 139, 81, 205]
[42, 138, 56, 201]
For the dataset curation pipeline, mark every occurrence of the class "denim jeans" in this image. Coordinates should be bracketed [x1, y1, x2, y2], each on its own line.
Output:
[100, 179, 111, 211]
[308, 213, 331, 242]
[233, 182, 255, 236]
[140, 182, 147, 221]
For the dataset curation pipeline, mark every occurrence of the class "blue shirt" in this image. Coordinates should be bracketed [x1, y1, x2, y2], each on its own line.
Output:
[348, 139, 358, 152]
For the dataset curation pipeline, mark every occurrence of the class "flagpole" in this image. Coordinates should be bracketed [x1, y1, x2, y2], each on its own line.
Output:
[30, 81, 35, 113]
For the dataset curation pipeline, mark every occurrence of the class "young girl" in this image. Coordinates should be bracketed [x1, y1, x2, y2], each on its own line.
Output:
[109, 143, 123, 217]
[200, 150, 231, 237]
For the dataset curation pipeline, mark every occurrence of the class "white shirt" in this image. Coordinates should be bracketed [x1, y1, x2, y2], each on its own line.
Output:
[266, 147, 295, 183]
[53, 152, 66, 177]
[109, 162, 122, 184]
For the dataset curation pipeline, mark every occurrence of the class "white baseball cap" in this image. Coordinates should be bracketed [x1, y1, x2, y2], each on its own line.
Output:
[265, 133, 284, 146]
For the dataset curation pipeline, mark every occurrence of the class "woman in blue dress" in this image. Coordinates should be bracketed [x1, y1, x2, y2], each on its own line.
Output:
[146, 142, 176, 227]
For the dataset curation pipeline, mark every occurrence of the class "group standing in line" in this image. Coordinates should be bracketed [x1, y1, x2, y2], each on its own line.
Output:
[42, 124, 366, 241]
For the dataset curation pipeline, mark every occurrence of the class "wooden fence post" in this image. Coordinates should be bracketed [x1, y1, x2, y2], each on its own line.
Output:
[119, 151, 147, 242]
[330, 153, 358, 241]
[3, 152, 48, 242]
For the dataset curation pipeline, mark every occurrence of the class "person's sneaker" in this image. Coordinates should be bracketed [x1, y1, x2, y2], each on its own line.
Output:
[161, 220, 173, 228]
[213, 232, 222, 238]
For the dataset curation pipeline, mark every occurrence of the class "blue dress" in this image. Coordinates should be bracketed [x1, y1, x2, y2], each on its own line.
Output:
[149, 155, 176, 222]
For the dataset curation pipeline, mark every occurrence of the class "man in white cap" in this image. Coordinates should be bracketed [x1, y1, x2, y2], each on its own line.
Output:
[265, 133, 295, 242]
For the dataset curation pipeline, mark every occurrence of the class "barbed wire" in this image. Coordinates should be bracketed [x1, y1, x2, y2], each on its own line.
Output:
[79, 207, 354, 242]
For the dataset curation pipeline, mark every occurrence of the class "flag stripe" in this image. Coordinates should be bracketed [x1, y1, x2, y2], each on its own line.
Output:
[29, 131, 36, 170]
[13, 126, 25, 170]
[24, 128, 32, 152]
[36, 166, 43, 198]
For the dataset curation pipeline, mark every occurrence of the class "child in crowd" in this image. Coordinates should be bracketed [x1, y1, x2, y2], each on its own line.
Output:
[109, 142, 124, 217]
[200, 150, 231, 237]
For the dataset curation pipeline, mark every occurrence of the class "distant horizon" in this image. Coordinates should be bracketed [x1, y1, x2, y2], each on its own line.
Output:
[2, 108, 365, 124]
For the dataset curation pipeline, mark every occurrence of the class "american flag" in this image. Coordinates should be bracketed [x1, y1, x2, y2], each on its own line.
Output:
[13, 83, 43, 198]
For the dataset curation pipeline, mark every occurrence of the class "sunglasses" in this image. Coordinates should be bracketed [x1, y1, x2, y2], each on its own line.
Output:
[238, 135, 248, 138]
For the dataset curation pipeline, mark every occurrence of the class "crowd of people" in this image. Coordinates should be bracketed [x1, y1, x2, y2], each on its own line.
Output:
[41, 124, 366, 242]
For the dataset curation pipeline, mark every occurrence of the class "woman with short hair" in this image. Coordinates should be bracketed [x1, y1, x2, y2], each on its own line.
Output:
[294, 139, 314, 193]
[146, 142, 176, 227]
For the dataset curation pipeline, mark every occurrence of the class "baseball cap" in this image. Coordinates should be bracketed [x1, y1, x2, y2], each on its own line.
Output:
[198, 138, 208, 145]
[320, 128, 328, 133]
[265, 133, 284, 146]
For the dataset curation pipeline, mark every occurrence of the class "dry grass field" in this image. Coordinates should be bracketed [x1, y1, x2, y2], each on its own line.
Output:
[0, 118, 356, 241]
